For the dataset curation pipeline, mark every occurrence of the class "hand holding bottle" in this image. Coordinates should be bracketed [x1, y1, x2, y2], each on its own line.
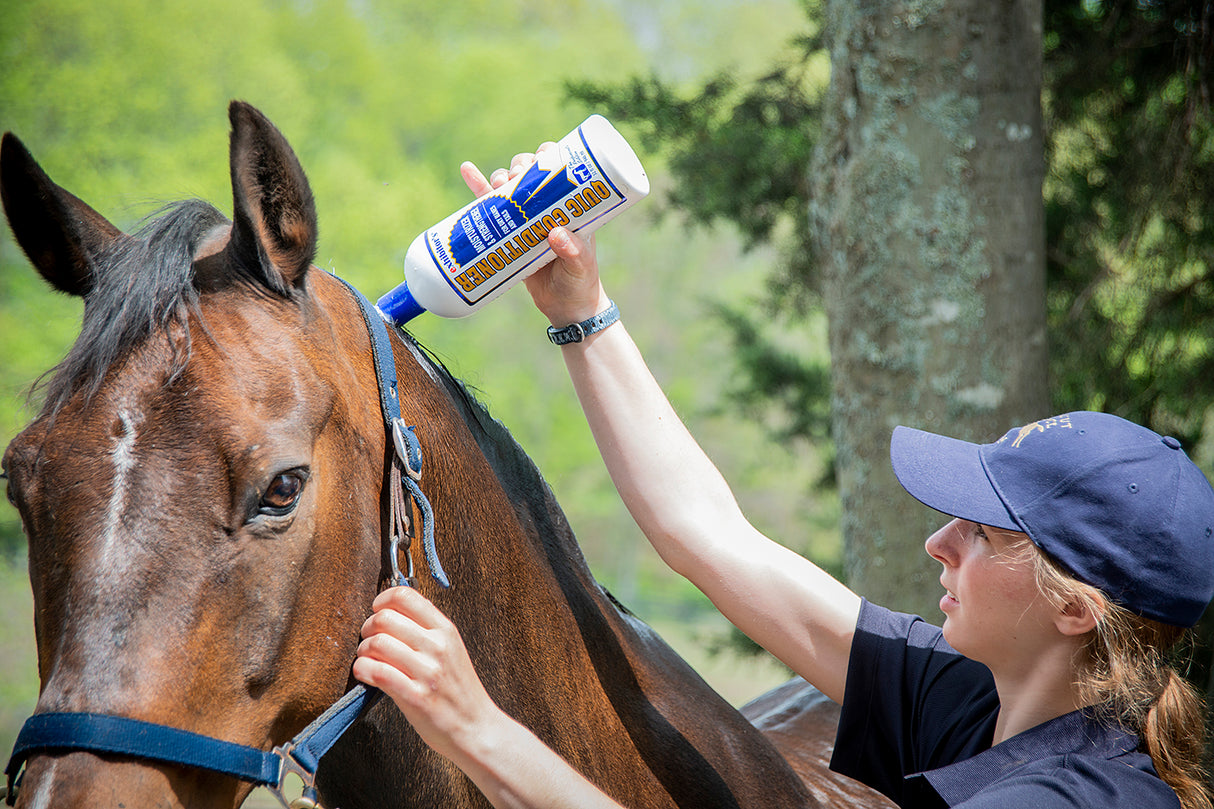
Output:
[460, 145, 610, 328]
[378, 116, 647, 325]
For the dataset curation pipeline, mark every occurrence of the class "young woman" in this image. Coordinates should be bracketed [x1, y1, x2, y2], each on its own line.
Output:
[353, 146, 1214, 809]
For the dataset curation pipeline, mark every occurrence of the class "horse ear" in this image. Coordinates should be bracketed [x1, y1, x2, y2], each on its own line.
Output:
[226, 101, 318, 293]
[0, 132, 128, 297]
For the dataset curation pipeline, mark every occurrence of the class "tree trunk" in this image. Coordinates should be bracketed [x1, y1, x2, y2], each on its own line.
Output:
[810, 0, 1050, 618]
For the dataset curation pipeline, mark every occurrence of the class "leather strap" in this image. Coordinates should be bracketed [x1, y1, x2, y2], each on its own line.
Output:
[5, 713, 280, 789]
[331, 274, 400, 427]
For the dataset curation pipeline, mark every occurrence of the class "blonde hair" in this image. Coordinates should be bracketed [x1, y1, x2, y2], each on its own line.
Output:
[1023, 539, 1212, 809]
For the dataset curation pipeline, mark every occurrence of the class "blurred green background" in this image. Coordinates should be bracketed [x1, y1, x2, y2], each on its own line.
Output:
[0, 0, 839, 768]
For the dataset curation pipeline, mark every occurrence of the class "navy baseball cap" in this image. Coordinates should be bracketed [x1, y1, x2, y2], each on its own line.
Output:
[891, 412, 1214, 627]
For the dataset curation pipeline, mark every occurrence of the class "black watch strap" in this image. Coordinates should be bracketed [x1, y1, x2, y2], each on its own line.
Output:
[547, 300, 620, 345]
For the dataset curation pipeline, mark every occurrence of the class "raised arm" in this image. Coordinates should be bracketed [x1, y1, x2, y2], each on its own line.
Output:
[355, 149, 865, 809]
[469, 148, 862, 702]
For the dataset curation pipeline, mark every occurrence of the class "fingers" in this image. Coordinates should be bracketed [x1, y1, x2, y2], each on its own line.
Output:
[465, 141, 558, 195]
[356, 587, 470, 695]
[351, 637, 424, 699]
[460, 161, 493, 198]
[492, 153, 532, 187]
[508, 152, 532, 174]
[356, 591, 437, 690]
[461, 154, 528, 197]
[548, 226, 589, 263]
[522, 226, 606, 327]
[356, 590, 457, 705]
[369, 584, 448, 629]
[456, 141, 606, 323]
[547, 226, 600, 289]
[353, 587, 500, 761]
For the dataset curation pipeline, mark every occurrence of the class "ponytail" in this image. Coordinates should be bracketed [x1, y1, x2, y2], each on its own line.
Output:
[1141, 668, 1210, 809]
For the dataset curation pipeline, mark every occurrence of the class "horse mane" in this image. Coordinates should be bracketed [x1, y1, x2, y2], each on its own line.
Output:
[399, 334, 546, 499]
[38, 199, 229, 416]
[420, 347, 544, 490]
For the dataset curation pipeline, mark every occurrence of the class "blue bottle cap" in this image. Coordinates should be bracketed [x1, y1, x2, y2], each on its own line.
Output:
[377, 280, 426, 325]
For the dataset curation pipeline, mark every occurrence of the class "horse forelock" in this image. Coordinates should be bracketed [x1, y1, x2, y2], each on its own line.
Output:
[38, 200, 230, 415]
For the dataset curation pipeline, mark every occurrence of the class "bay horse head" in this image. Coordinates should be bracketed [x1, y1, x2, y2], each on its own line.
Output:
[1, 102, 887, 808]
[1, 102, 401, 806]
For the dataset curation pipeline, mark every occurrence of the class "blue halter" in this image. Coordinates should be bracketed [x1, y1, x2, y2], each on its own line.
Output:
[4, 277, 448, 807]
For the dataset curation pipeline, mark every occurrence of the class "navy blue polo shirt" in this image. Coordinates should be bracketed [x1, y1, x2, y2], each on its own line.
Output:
[829, 600, 1178, 808]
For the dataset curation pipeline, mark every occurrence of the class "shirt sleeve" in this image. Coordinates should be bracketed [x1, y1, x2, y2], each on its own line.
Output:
[829, 600, 1000, 806]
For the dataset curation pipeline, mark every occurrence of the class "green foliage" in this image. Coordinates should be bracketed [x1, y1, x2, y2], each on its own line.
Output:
[710, 302, 833, 463]
[571, 0, 1214, 458]
[564, 18, 837, 506]
[1042, 0, 1214, 444]
[0, 521, 23, 562]
[566, 23, 829, 307]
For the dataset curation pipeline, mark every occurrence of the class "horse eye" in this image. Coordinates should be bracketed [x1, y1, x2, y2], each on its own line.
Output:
[259, 470, 307, 515]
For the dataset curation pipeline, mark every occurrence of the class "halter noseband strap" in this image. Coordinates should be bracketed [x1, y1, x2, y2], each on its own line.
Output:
[4, 277, 448, 807]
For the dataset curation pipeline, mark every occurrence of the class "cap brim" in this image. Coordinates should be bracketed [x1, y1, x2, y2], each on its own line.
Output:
[890, 425, 1021, 532]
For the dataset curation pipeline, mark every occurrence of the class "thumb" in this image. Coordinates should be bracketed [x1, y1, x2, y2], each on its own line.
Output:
[548, 226, 580, 261]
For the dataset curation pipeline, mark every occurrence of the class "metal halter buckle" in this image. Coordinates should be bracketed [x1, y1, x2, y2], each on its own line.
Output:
[392, 419, 424, 482]
[268, 742, 321, 808]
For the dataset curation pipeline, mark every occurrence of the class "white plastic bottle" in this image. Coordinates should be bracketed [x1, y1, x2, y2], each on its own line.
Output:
[377, 115, 649, 324]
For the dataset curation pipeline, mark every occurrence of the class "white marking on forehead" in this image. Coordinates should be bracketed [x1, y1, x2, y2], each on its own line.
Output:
[68, 406, 150, 682]
[100, 409, 141, 561]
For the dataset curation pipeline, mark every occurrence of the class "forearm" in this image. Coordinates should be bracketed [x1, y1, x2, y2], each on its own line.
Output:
[557, 318, 740, 575]
[448, 710, 625, 809]
[554, 307, 860, 701]
[354, 587, 627, 809]
[528, 228, 858, 699]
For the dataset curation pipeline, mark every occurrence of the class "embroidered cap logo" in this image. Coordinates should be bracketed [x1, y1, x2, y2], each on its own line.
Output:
[1001, 414, 1073, 448]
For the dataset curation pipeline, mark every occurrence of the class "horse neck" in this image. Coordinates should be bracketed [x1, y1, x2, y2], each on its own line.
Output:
[331, 350, 818, 809]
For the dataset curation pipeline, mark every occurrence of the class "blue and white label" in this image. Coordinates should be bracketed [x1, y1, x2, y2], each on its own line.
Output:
[424, 147, 627, 304]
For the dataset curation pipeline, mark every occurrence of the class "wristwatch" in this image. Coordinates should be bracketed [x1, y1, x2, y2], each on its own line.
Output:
[547, 300, 620, 345]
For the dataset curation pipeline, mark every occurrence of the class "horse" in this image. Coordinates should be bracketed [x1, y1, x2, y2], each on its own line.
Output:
[0, 101, 890, 808]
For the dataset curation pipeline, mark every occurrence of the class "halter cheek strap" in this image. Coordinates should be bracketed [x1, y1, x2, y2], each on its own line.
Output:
[338, 273, 448, 590]
[4, 277, 447, 807]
